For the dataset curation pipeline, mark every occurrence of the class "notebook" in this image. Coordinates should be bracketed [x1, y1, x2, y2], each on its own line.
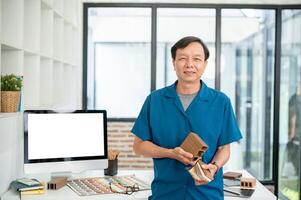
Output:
[11, 179, 44, 191]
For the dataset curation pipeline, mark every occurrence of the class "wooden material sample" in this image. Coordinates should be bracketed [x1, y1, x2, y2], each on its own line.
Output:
[240, 177, 256, 189]
[47, 177, 67, 190]
[180, 132, 208, 160]
[181, 132, 212, 183]
[223, 172, 242, 180]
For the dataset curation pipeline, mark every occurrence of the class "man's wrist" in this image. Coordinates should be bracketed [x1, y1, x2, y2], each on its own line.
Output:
[211, 161, 220, 173]
[166, 148, 175, 159]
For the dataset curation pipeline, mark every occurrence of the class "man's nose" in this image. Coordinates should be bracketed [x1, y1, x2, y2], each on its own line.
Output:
[185, 58, 194, 68]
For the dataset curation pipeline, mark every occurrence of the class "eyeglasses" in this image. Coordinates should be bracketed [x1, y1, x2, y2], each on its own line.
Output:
[109, 182, 140, 195]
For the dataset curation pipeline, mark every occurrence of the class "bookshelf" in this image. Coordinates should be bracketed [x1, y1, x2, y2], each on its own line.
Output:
[0, 0, 81, 195]
[0, 0, 81, 112]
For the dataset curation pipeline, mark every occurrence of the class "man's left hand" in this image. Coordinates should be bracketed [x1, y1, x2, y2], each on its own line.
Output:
[194, 163, 218, 186]
[201, 163, 218, 177]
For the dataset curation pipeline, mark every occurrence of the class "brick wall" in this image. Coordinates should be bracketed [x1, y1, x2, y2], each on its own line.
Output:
[107, 122, 153, 169]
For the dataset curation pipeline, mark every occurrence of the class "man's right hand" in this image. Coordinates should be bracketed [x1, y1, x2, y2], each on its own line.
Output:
[170, 147, 194, 165]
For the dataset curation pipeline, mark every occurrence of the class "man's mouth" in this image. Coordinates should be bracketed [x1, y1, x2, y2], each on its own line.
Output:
[184, 71, 195, 75]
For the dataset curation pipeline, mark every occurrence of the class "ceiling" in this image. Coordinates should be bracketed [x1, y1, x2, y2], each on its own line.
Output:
[83, 0, 301, 5]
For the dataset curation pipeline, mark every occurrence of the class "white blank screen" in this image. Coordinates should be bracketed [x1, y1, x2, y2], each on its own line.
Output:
[28, 113, 105, 159]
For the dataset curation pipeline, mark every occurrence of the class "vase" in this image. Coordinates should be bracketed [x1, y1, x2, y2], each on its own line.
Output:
[1, 91, 21, 112]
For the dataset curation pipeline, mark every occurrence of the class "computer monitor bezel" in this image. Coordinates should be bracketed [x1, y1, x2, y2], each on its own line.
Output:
[24, 110, 108, 169]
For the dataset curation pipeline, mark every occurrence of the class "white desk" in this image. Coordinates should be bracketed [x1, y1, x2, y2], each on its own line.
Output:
[1, 170, 276, 200]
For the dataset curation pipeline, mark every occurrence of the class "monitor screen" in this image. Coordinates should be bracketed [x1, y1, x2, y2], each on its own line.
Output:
[24, 110, 108, 174]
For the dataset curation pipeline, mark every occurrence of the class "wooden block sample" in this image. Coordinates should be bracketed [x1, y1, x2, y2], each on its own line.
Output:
[223, 171, 242, 180]
[47, 177, 67, 190]
[240, 177, 256, 189]
[180, 132, 208, 159]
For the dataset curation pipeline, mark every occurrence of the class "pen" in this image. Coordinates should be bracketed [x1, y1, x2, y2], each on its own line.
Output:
[223, 188, 241, 196]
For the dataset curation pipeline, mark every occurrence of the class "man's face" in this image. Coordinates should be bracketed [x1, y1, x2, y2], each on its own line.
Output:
[173, 42, 208, 84]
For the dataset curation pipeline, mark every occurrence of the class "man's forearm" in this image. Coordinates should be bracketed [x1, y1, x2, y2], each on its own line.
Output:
[133, 136, 203, 165]
[211, 144, 230, 169]
[133, 139, 173, 159]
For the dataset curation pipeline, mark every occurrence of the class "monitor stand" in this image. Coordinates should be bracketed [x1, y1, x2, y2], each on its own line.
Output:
[51, 170, 104, 180]
[51, 171, 72, 180]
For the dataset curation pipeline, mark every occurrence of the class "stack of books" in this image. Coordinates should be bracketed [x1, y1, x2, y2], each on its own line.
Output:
[10, 178, 46, 195]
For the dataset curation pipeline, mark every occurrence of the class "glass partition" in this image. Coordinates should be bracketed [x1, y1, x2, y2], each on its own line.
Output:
[278, 9, 301, 200]
[221, 9, 275, 181]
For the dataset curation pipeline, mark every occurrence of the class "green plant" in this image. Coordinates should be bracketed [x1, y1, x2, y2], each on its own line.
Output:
[1, 74, 23, 91]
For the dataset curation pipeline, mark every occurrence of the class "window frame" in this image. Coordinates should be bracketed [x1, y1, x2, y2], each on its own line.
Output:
[83, 3, 301, 197]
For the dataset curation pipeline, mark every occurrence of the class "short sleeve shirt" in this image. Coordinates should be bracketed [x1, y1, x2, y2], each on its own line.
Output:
[132, 81, 242, 200]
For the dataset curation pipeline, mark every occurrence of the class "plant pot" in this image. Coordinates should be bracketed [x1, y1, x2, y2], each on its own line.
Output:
[1, 91, 21, 112]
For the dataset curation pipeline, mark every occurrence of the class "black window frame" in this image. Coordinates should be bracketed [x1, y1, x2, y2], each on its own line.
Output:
[83, 3, 301, 197]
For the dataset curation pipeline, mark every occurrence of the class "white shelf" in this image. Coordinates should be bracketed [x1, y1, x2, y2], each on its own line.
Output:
[41, 0, 52, 8]
[0, 113, 19, 119]
[70, 66, 78, 107]
[53, 15, 64, 61]
[64, 0, 78, 27]
[53, 61, 64, 107]
[1, 48, 23, 76]
[0, 0, 1, 76]
[0, 0, 81, 195]
[72, 27, 79, 66]
[24, 0, 41, 53]
[23, 55, 40, 109]
[1, 0, 80, 109]
[40, 58, 53, 108]
[23, 48, 39, 56]
[53, 0, 64, 17]
[62, 64, 78, 107]
[1, 0, 23, 49]
[63, 64, 71, 104]
[40, 3, 53, 57]
[64, 22, 72, 64]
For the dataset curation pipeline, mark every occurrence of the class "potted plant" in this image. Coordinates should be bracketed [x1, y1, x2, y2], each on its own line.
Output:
[1, 74, 23, 112]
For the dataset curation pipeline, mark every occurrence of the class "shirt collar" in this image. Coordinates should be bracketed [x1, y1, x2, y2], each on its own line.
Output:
[164, 80, 210, 102]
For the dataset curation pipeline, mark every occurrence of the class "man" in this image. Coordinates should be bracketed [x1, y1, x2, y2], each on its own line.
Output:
[132, 36, 242, 200]
[287, 82, 301, 175]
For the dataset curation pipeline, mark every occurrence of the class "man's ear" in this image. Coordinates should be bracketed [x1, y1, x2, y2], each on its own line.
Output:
[200, 60, 208, 75]
[172, 59, 176, 71]
[203, 60, 208, 69]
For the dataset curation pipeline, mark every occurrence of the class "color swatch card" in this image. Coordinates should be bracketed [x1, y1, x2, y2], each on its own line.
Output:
[67, 175, 150, 196]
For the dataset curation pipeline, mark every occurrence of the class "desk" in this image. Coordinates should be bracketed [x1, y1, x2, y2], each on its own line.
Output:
[1, 170, 276, 200]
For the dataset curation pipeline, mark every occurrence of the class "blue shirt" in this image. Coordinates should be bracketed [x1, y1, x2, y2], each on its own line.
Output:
[132, 81, 242, 200]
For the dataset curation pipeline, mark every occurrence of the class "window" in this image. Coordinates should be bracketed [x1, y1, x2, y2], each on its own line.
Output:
[85, 6, 217, 119]
[156, 8, 215, 89]
[86, 8, 151, 118]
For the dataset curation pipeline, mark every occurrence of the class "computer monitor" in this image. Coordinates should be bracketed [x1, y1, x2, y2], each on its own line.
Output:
[23, 110, 108, 174]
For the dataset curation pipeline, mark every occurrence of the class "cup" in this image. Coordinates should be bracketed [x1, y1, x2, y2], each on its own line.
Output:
[104, 159, 118, 176]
